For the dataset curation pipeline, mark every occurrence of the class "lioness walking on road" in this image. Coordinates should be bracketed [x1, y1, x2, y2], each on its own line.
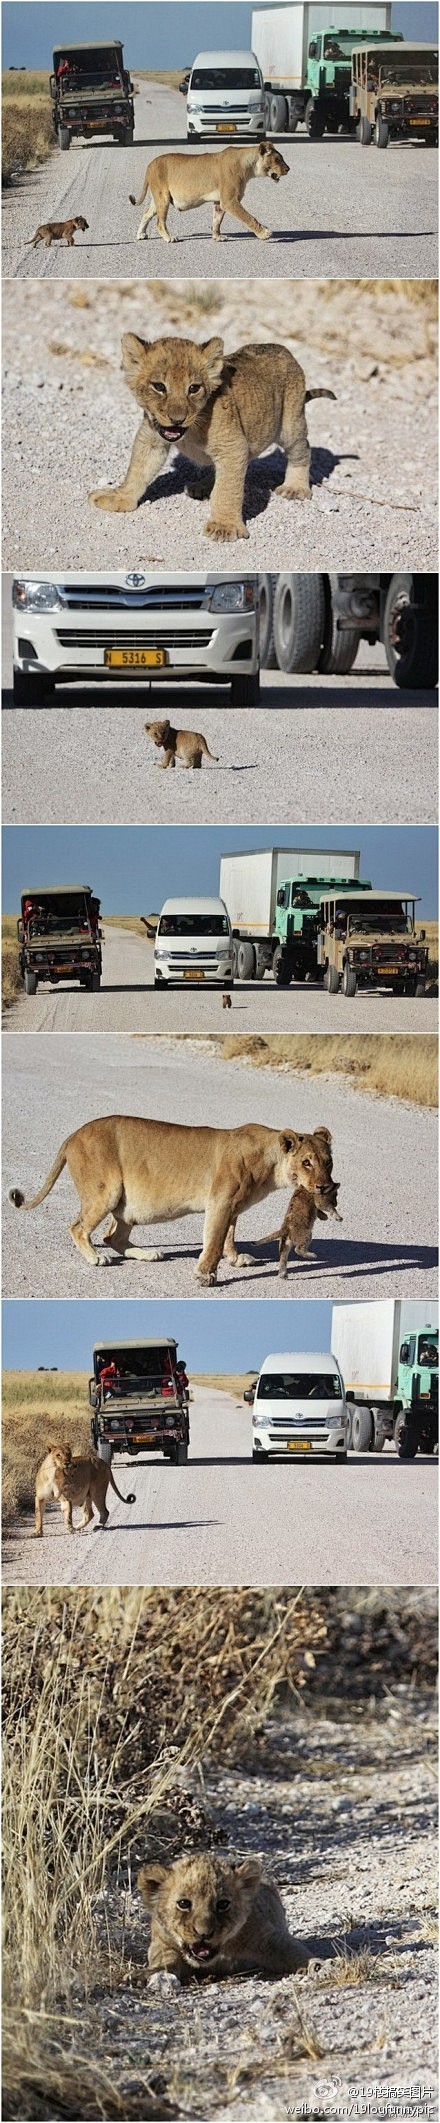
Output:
[34, 1442, 135, 1535]
[129, 140, 289, 243]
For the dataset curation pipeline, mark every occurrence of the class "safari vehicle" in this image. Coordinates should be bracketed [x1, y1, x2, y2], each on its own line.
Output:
[18, 886, 102, 995]
[316, 889, 429, 997]
[50, 39, 134, 150]
[250, 1351, 348, 1462]
[350, 41, 438, 146]
[89, 1339, 190, 1464]
[12, 573, 260, 708]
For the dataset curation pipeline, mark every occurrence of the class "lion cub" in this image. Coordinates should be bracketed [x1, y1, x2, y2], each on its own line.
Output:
[257, 1177, 342, 1277]
[139, 1851, 309, 1982]
[130, 139, 288, 244]
[89, 333, 335, 541]
[145, 718, 218, 770]
[27, 216, 89, 249]
[34, 1442, 135, 1536]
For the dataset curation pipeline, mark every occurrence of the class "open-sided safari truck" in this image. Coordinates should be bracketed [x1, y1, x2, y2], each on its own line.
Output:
[317, 890, 428, 997]
[89, 1339, 190, 1464]
[50, 39, 134, 149]
[18, 886, 102, 995]
[350, 41, 438, 147]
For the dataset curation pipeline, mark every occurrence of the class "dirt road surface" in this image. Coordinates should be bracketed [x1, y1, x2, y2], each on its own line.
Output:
[5, 921, 437, 1036]
[3, 1034, 437, 1302]
[3, 77, 437, 283]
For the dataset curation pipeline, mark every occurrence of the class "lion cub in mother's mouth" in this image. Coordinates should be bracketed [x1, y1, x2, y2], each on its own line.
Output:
[139, 1851, 309, 1982]
[145, 718, 218, 769]
[255, 1177, 342, 1275]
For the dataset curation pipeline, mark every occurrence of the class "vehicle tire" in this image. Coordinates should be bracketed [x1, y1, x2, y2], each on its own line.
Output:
[154, 976, 168, 988]
[230, 674, 260, 706]
[123, 126, 134, 146]
[24, 969, 37, 995]
[351, 1406, 374, 1452]
[305, 98, 325, 138]
[318, 586, 359, 675]
[375, 115, 389, 147]
[327, 963, 339, 994]
[13, 669, 50, 706]
[342, 964, 357, 997]
[269, 94, 287, 133]
[91, 974, 101, 991]
[272, 947, 291, 987]
[273, 574, 326, 673]
[345, 1404, 354, 1450]
[326, 114, 339, 134]
[359, 114, 372, 145]
[258, 574, 277, 667]
[58, 126, 70, 150]
[394, 1414, 418, 1460]
[288, 109, 299, 133]
[237, 941, 256, 981]
[176, 1441, 188, 1464]
[252, 1448, 268, 1460]
[383, 574, 438, 690]
[97, 1438, 112, 1463]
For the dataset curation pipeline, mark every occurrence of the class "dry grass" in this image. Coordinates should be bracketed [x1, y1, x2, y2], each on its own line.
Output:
[136, 69, 189, 93]
[2, 1370, 90, 1524]
[219, 1033, 438, 1109]
[194, 1373, 256, 1399]
[103, 915, 158, 936]
[2, 73, 54, 185]
[2, 917, 21, 1011]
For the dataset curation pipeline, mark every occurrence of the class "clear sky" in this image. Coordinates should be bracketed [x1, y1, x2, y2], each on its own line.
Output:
[2, 2, 437, 70]
[2, 824, 437, 915]
[2, 1297, 332, 1370]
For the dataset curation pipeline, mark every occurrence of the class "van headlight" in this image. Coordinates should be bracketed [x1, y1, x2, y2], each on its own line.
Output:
[252, 1410, 271, 1427]
[13, 580, 62, 612]
[207, 582, 256, 611]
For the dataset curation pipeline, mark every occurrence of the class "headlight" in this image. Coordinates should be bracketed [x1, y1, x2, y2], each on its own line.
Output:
[252, 1410, 271, 1427]
[327, 1410, 344, 1426]
[155, 946, 169, 957]
[208, 582, 256, 612]
[216, 944, 231, 957]
[13, 580, 62, 612]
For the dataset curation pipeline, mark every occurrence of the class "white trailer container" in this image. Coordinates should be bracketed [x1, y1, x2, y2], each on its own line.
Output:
[252, 3, 393, 132]
[331, 1301, 439, 1457]
[219, 845, 359, 981]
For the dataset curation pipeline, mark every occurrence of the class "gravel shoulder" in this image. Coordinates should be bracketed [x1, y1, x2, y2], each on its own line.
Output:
[3, 276, 437, 572]
[2, 77, 437, 283]
[3, 1033, 437, 1301]
[3, 1382, 437, 1591]
[4, 920, 437, 1036]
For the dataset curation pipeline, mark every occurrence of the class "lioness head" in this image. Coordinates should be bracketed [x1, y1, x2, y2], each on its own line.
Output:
[256, 141, 289, 181]
[121, 333, 226, 444]
[45, 1443, 72, 1475]
[139, 1852, 262, 1968]
[276, 1126, 333, 1194]
[145, 720, 172, 747]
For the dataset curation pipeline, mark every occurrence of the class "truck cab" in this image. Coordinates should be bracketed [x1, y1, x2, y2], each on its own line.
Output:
[350, 41, 438, 147]
[397, 1330, 438, 1457]
[89, 1339, 190, 1464]
[272, 868, 364, 987]
[50, 40, 134, 150]
[18, 885, 102, 995]
[317, 889, 428, 997]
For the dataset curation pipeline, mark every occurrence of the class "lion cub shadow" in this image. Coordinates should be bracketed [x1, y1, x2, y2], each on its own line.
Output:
[144, 444, 348, 525]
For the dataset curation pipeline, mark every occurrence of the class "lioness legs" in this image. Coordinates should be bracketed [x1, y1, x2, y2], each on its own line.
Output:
[89, 425, 168, 514]
[104, 1215, 165, 1263]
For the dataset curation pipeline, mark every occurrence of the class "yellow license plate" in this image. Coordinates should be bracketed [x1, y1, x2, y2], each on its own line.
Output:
[104, 648, 166, 668]
[216, 122, 236, 131]
[184, 969, 204, 980]
[412, 115, 429, 123]
[288, 1440, 311, 1451]
[132, 1432, 154, 1442]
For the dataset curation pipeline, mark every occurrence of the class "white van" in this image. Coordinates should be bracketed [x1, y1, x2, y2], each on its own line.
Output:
[251, 1351, 348, 1461]
[186, 50, 266, 138]
[154, 897, 234, 988]
[12, 572, 260, 709]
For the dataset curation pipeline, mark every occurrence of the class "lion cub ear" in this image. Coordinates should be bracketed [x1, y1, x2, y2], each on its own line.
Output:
[138, 1863, 167, 1904]
[121, 332, 151, 379]
[235, 1858, 262, 1889]
[202, 337, 225, 388]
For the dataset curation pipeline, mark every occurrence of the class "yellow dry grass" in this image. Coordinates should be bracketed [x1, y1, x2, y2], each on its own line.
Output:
[103, 914, 158, 936]
[136, 69, 189, 92]
[194, 1373, 256, 1399]
[2, 72, 54, 184]
[2, 1370, 90, 1523]
[220, 1033, 438, 1109]
[2, 917, 21, 1010]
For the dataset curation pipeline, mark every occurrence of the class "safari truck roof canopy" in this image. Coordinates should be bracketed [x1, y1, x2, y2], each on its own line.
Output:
[21, 885, 95, 901]
[93, 1339, 178, 1356]
[53, 41, 124, 57]
[321, 889, 420, 903]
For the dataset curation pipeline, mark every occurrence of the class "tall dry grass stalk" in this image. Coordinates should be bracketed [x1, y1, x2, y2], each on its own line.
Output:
[219, 1033, 438, 1109]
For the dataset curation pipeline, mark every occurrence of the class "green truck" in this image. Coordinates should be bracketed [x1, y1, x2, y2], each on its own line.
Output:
[219, 849, 429, 994]
[332, 1302, 438, 1458]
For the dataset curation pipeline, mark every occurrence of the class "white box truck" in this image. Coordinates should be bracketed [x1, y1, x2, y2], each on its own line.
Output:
[251, 4, 394, 134]
[219, 845, 359, 982]
[331, 1301, 438, 1458]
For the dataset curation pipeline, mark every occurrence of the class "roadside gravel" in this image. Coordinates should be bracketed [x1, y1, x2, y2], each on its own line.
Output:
[3, 1034, 437, 1301]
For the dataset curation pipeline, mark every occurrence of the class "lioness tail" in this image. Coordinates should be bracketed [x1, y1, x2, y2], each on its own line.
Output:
[109, 1468, 136, 1505]
[9, 1139, 68, 1211]
[129, 177, 151, 207]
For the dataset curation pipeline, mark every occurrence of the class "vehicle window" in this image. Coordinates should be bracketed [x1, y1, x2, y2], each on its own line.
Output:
[256, 1372, 342, 1400]
[417, 1338, 438, 1368]
[158, 914, 229, 936]
[190, 68, 261, 91]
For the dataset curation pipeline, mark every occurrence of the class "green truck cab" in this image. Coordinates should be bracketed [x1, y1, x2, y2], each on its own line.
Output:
[89, 1338, 190, 1464]
[350, 41, 438, 147]
[305, 25, 402, 136]
[396, 1330, 438, 1457]
[18, 886, 102, 995]
[50, 40, 134, 150]
[272, 871, 370, 987]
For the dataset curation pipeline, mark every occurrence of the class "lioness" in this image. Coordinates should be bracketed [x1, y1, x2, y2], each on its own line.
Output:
[254, 1176, 341, 1275]
[27, 216, 89, 248]
[129, 140, 289, 244]
[139, 1851, 309, 1981]
[34, 1442, 135, 1536]
[89, 334, 335, 541]
[9, 1116, 333, 1285]
[145, 719, 218, 769]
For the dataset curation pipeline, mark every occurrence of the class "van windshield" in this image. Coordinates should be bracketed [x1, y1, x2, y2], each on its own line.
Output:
[190, 67, 261, 90]
[158, 914, 229, 936]
[257, 1372, 342, 1400]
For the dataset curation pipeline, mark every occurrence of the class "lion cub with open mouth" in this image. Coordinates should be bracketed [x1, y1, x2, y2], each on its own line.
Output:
[139, 1851, 309, 1982]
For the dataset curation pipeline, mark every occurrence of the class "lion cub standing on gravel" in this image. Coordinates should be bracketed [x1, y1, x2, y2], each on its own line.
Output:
[130, 140, 288, 243]
[34, 1443, 135, 1536]
[89, 333, 335, 541]
[145, 719, 218, 769]
[27, 216, 88, 249]
[139, 1852, 309, 1982]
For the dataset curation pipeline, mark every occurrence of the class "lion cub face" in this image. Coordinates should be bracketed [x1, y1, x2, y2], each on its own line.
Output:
[277, 1126, 333, 1196]
[145, 720, 172, 749]
[139, 1852, 262, 1969]
[121, 333, 226, 445]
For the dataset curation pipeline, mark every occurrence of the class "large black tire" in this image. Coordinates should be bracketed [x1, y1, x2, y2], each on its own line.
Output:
[268, 94, 287, 133]
[273, 574, 326, 673]
[258, 575, 277, 667]
[318, 586, 359, 675]
[374, 115, 389, 148]
[272, 947, 292, 988]
[383, 575, 438, 690]
[326, 963, 339, 994]
[24, 968, 37, 995]
[98, 1438, 112, 1463]
[230, 674, 260, 706]
[123, 126, 134, 146]
[13, 669, 51, 707]
[351, 1406, 374, 1452]
[58, 126, 70, 150]
[305, 98, 325, 139]
[394, 1414, 418, 1460]
[237, 941, 256, 981]
[342, 964, 357, 997]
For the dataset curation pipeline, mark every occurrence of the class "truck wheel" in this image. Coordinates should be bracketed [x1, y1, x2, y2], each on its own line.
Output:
[252, 1448, 268, 1461]
[383, 575, 438, 689]
[97, 1439, 112, 1463]
[342, 965, 357, 997]
[351, 1406, 373, 1452]
[91, 974, 101, 991]
[13, 669, 50, 706]
[258, 575, 277, 667]
[268, 94, 287, 133]
[318, 587, 359, 675]
[305, 98, 325, 139]
[175, 1441, 188, 1464]
[230, 674, 260, 706]
[273, 574, 326, 673]
[345, 1404, 354, 1449]
[123, 126, 134, 146]
[272, 947, 291, 987]
[237, 942, 256, 981]
[359, 115, 372, 145]
[394, 1414, 418, 1460]
[24, 969, 37, 995]
[326, 964, 339, 994]
[374, 116, 389, 148]
[58, 127, 70, 150]
[415, 982, 426, 997]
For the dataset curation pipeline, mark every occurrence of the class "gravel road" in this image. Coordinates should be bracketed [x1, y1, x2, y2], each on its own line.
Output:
[3, 77, 437, 282]
[3, 1034, 437, 1301]
[5, 921, 437, 1036]
[4, 1381, 437, 1590]
[3, 276, 437, 572]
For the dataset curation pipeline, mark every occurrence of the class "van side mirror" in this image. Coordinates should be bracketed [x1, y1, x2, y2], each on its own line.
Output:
[244, 1382, 257, 1404]
[420, 929, 426, 941]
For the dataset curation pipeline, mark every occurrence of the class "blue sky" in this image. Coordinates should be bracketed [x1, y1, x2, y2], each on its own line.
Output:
[3, 3, 437, 70]
[2, 1298, 332, 1370]
[2, 825, 437, 916]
